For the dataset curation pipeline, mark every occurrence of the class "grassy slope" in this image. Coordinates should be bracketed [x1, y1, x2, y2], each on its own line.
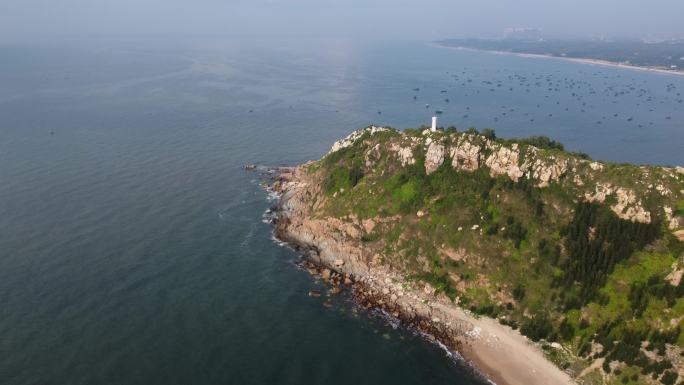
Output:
[306, 127, 684, 384]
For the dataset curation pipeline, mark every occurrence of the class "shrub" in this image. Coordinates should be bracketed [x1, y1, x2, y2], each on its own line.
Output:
[481, 128, 497, 140]
[629, 281, 648, 318]
[602, 359, 611, 373]
[521, 314, 553, 342]
[324, 165, 364, 195]
[661, 370, 677, 385]
[513, 283, 526, 301]
[514, 135, 565, 151]
[649, 327, 680, 355]
[559, 318, 575, 341]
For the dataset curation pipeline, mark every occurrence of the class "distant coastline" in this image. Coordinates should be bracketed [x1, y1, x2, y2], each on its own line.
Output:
[434, 42, 684, 77]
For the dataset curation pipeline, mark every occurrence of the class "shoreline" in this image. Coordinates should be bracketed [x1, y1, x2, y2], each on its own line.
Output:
[265, 164, 577, 385]
[290, 254, 494, 385]
[434, 42, 684, 77]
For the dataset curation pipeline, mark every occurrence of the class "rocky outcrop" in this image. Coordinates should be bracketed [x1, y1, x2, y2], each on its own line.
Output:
[584, 183, 615, 204]
[611, 187, 652, 223]
[589, 162, 604, 171]
[666, 258, 683, 287]
[665, 206, 684, 230]
[425, 141, 446, 175]
[329, 126, 388, 154]
[450, 136, 483, 171]
[523, 154, 569, 188]
[675, 230, 684, 242]
[389, 143, 416, 166]
[328, 126, 681, 227]
[584, 183, 652, 223]
[365, 143, 382, 168]
[485, 144, 525, 181]
[338, 128, 571, 187]
[420, 133, 570, 186]
[478, 143, 570, 187]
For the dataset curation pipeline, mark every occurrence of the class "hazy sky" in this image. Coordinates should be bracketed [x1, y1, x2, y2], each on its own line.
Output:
[2, 0, 684, 43]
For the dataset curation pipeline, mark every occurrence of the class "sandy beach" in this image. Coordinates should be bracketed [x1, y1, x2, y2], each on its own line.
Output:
[455, 309, 575, 385]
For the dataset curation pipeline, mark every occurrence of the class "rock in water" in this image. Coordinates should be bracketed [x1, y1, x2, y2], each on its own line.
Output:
[321, 269, 332, 280]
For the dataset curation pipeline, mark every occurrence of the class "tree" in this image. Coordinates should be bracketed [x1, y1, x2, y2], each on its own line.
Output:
[558, 202, 661, 307]
[660, 370, 677, 385]
[521, 314, 553, 341]
[482, 128, 497, 140]
[513, 283, 526, 301]
[559, 318, 575, 341]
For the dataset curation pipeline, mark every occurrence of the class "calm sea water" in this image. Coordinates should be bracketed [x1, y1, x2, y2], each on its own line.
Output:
[1, 38, 683, 385]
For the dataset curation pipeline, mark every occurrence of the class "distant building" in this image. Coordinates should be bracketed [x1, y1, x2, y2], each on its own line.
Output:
[431, 116, 438, 132]
[503, 28, 543, 41]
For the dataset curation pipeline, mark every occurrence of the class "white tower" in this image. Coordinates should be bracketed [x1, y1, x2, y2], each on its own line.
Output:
[431, 116, 438, 131]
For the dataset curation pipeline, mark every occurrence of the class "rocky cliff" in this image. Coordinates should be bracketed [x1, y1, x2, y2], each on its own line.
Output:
[330, 126, 684, 226]
[272, 126, 684, 385]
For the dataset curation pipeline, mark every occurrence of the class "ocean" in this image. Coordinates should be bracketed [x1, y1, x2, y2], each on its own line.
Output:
[1, 38, 683, 385]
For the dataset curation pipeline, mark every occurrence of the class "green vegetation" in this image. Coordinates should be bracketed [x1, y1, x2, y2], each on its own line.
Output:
[507, 135, 565, 151]
[558, 202, 662, 309]
[311, 127, 684, 384]
[676, 199, 684, 217]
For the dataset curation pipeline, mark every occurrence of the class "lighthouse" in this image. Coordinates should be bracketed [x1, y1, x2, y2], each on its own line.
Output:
[431, 116, 438, 132]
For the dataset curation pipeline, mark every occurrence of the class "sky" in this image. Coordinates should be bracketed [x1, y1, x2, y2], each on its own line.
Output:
[2, 0, 684, 43]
